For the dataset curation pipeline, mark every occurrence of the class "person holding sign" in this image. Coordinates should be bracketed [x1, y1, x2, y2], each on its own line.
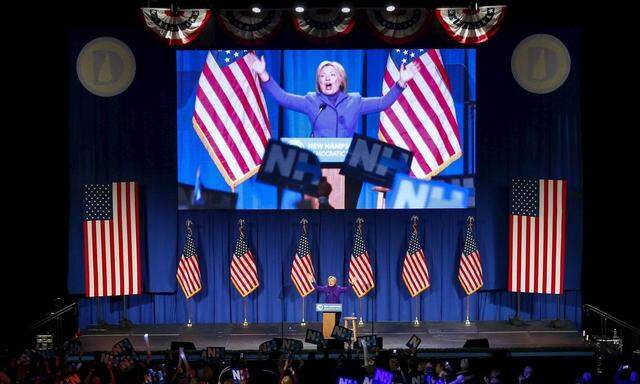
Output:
[252, 55, 420, 138]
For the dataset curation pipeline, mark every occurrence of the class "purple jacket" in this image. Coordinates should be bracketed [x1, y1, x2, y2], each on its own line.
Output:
[315, 284, 350, 304]
[261, 77, 405, 138]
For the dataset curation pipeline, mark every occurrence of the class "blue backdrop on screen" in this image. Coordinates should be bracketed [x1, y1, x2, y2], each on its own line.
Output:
[177, 49, 476, 209]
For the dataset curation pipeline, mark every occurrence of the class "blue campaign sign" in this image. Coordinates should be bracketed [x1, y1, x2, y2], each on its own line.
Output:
[373, 368, 393, 384]
[337, 378, 359, 384]
[257, 140, 322, 196]
[387, 175, 470, 209]
[340, 134, 412, 188]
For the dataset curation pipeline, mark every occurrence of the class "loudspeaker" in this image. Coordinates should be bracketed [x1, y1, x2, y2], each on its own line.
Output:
[170, 341, 196, 351]
[463, 338, 489, 348]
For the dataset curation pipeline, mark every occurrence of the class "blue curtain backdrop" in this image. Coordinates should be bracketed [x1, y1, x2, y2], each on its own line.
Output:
[68, 27, 582, 328]
[177, 50, 475, 209]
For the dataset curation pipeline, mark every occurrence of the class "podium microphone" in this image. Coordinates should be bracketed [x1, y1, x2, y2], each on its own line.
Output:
[310, 103, 327, 137]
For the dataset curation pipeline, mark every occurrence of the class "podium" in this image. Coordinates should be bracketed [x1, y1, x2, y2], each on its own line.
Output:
[316, 303, 342, 339]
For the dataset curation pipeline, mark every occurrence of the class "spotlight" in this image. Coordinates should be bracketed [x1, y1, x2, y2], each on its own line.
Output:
[251, 6, 261, 13]
[385, 4, 396, 12]
[294, 5, 305, 13]
[341, 6, 351, 13]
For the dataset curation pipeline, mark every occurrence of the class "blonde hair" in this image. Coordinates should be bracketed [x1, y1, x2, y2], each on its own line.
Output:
[316, 61, 347, 92]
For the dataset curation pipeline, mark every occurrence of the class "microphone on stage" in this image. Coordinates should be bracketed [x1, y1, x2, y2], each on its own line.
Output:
[310, 103, 327, 137]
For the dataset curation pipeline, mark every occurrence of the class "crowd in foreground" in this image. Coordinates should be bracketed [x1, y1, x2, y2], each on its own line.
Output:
[0, 344, 638, 384]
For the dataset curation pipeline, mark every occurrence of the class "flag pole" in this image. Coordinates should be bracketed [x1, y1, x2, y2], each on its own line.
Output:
[464, 294, 471, 326]
[509, 292, 525, 326]
[96, 297, 107, 329]
[358, 297, 364, 326]
[186, 298, 193, 327]
[242, 297, 249, 327]
[300, 296, 307, 327]
[412, 296, 420, 327]
[550, 293, 568, 328]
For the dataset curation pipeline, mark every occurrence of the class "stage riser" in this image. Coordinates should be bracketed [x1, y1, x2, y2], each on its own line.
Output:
[79, 320, 587, 354]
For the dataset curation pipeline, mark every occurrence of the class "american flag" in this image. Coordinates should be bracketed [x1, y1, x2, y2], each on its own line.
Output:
[83, 182, 141, 297]
[348, 220, 375, 298]
[378, 49, 462, 179]
[192, 50, 271, 189]
[176, 221, 202, 299]
[509, 179, 567, 294]
[230, 223, 259, 297]
[458, 218, 483, 295]
[401, 220, 430, 297]
[291, 222, 316, 297]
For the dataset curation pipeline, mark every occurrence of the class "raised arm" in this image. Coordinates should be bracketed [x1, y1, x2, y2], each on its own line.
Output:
[360, 83, 404, 114]
[360, 61, 421, 115]
[251, 54, 309, 113]
[314, 283, 328, 293]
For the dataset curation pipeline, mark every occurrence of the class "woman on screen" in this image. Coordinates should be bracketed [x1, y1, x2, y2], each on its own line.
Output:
[251, 55, 420, 138]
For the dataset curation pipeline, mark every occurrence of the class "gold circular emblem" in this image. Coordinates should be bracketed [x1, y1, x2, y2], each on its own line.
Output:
[511, 34, 571, 94]
[76, 37, 136, 97]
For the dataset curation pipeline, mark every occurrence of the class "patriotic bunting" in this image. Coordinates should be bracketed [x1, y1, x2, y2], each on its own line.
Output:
[292, 8, 356, 43]
[366, 8, 430, 44]
[217, 10, 283, 46]
[435, 5, 507, 45]
[141, 7, 211, 45]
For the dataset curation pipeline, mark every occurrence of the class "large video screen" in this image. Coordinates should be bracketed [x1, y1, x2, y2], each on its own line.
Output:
[178, 49, 476, 209]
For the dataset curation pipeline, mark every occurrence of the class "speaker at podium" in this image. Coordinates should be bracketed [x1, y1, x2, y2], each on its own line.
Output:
[315, 303, 343, 339]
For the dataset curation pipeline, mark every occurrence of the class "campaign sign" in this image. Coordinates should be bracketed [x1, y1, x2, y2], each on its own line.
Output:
[340, 134, 412, 188]
[356, 335, 378, 350]
[373, 368, 393, 384]
[232, 367, 249, 384]
[305, 328, 324, 346]
[406, 334, 421, 350]
[202, 347, 225, 362]
[387, 175, 470, 209]
[257, 140, 322, 196]
[331, 325, 353, 342]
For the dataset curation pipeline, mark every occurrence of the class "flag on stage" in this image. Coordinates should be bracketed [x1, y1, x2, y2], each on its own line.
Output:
[458, 217, 483, 295]
[192, 50, 271, 189]
[402, 220, 430, 297]
[291, 222, 316, 297]
[348, 220, 375, 298]
[509, 179, 567, 294]
[83, 182, 141, 297]
[230, 222, 259, 297]
[378, 49, 462, 179]
[176, 221, 202, 299]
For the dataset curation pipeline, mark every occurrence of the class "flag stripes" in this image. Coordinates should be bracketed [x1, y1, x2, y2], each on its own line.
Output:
[177, 222, 202, 298]
[402, 224, 430, 297]
[509, 179, 567, 294]
[83, 182, 142, 297]
[348, 222, 375, 298]
[291, 226, 316, 297]
[458, 219, 483, 295]
[193, 50, 271, 188]
[378, 49, 462, 179]
[230, 226, 260, 297]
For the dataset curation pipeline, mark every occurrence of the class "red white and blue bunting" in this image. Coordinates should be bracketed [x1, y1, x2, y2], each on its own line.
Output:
[292, 8, 356, 43]
[435, 5, 507, 45]
[217, 10, 283, 46]
[366, 8, 430, 44]
[140, 8, 211, 45]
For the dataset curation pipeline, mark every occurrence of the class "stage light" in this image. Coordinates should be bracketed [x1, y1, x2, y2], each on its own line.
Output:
[385, 4, 396, 12]
[341, 6, 351, 14]
[251, 6, 262, 13]
[294, 5, 305, 13]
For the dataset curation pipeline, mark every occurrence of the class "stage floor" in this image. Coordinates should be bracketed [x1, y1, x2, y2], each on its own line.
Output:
[80, 320, 589, 356]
